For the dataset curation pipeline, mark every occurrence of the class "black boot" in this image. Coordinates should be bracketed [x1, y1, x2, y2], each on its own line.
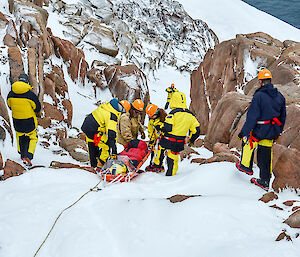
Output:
[250, 178, 269, 191]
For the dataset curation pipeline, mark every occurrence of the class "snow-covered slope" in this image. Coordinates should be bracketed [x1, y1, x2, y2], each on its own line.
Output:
[177, 0, 300, 42]
[1, 1, 300, 257]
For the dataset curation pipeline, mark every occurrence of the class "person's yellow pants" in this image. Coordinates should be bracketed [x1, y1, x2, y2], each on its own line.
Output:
[240, 137, 273, 182]
[16, 129, 38, 160]
[86, 136, 110, 167]
[154, 145, 179, 176]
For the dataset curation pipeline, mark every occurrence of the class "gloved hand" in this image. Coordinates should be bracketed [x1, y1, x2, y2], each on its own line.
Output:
[238, 131, 243, 140]
[141, 131, 146, 139]
[164, 102, 169, 109]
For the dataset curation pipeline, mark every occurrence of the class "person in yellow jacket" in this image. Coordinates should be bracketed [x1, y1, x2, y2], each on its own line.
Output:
[117, 99, 146, 147]
[81, 99, 130, 168]
[7, 74, 41, 167]
[165, 83, 178, 109]
[148, 92, 200, 176]
[144, 104, 167, 171]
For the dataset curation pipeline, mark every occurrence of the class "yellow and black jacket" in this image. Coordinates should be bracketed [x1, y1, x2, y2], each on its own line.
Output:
[81, 101, 121, 154]
[7, 81, 41, 133]
[160, 92, 200, 152]
[148, 108, 167, 144]
[165, 86, 178, 109]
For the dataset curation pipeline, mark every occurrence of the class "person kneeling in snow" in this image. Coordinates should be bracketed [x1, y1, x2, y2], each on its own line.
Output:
[147, 92, 200, 176]
[81, 99, 130, 168]
[7, 74, 41, 167]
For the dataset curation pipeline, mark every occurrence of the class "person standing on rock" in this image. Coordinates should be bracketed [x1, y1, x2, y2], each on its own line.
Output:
[165, 83, 178, 109]
[144, 103, 167, 171]
[148, 92, 200, 176]
[7, 74, 41, 167]
[81, 99, 130, 168]
[236, 69, 286, 191]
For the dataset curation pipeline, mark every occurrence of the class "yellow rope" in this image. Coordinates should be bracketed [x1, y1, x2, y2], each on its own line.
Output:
[33, 180, 102, 257]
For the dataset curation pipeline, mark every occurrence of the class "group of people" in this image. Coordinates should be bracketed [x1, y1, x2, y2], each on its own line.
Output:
[6, 68, 286, 191]
[81, 83, 200, 177]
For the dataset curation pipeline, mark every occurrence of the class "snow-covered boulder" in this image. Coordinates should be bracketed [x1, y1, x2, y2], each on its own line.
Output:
[59, 138, 89, 162]
[104, 65, 150, 106]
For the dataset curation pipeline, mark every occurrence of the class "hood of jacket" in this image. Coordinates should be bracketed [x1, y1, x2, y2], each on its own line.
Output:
[256, 83, 279, 98]
[12, 81, 32, 94]
[101, 101, 121, 118]
[170, 91, 187, 109]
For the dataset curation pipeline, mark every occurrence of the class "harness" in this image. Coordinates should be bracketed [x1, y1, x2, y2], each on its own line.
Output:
[256, 117, 282, 125]
[164, 136, 185, 143]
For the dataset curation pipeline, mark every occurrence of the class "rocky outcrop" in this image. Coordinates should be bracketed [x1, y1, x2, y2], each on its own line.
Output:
[284, 210, 300, 228]
[59, 138, 89, 162]
[104, 65, 150, 106]
[8, 47, 24, 84]
[204, 92, 251, 150]
[272, 147, 300, 192]
[3, 159, 26, 180]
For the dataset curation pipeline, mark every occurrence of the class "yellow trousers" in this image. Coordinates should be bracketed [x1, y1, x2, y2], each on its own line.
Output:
[240, 138, 273, 182]
[154, 145, 179, 176]
[16, 129, 38, 160]
[86, 136, 110, 167]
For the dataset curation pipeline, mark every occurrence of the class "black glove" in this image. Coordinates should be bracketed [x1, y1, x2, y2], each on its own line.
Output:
[164, 102, 169, 109]
[238, 131, 243, 140]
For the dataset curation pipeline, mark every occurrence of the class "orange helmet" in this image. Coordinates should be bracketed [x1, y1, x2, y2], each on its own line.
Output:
[146, 104, 158, 118]
[171, 83, 175, 88]
[119, 100, 131, 112]
[132, 99, 144, 112]
[258, 69, 272, 80]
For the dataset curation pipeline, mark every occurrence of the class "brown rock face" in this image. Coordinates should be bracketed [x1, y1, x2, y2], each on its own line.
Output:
[205, 92, 251, 150]
[104, 65, 150, 107]
[43, 102, 64, 122]
[272, 147, 300, 192]
[284, 210, 300, 228]
[8, 47, 24, 84]
[3, 159, 26, 180]
[59, 138, 89, 162]
[277, 104, 300, 152]
[87, 68, 106, 89]
[190, 33, 284, 133]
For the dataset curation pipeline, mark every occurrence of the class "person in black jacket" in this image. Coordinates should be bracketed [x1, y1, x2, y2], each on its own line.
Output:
[236, 69, 286, 191]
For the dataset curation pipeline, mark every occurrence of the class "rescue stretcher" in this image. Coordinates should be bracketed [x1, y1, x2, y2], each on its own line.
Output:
[97, 140, 152, 182]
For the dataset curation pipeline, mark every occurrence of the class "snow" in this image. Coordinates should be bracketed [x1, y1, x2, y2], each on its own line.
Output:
[176, 0, 300, 43]
[1, 0, 300, 257]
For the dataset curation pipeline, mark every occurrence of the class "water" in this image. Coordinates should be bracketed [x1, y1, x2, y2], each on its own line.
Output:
[242, 0, 300, 29]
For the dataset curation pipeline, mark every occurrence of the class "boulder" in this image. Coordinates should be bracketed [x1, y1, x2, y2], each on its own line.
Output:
[3, 159, 26, 180]
[272, 146, 300, 192]
[3, 34, 17, 47]
[205, 92, 251, 150]
[284, 210, 300, 228]
[259, 192, 278, 203]
[59, 138, 89, 162]
[87, 68, 107, 89]
[212, 143, 232, 155]
[104, 65, 150, 107]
